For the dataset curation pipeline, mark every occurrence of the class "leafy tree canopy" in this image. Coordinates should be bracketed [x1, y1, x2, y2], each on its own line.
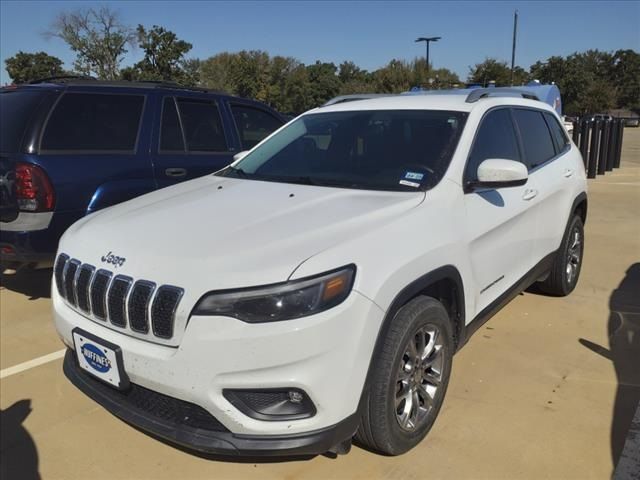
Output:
[5, 51, 66, 84]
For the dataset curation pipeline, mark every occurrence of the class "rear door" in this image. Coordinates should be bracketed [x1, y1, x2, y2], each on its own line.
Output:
[152, 95, 236, 188]
[512, 109, 575, 261]
[463, 108, 539, 314]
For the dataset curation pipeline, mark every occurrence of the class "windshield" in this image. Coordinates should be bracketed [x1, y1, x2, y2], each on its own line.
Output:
[0, 89, 49, 153]
[217, 109, 467, 191]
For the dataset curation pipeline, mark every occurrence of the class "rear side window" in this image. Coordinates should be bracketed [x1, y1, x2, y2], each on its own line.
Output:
[467, 108, 520, 182]
[513, 109, 556, 169]
[231, 105, 283, 150]
[41, 93, 144, 151]
[176, 99, 227, 152]
[0, 90, 49, 153]
[544, 112, 570, 153]
[160, 97, 185, 151]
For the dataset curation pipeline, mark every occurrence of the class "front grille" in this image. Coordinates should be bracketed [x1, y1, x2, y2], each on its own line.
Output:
[129, 281, 155, 333]
[108, 275, 132, 327]
[54, 254, 183, 341]
[54, 254, 69, 298]
[152, 286, 184, 339]
[91, 270, 112, 321]
[76, 265, 95, 312]
[64, 260, 80, 306]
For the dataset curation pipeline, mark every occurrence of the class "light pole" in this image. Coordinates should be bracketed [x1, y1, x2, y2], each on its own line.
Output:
[415, 36, 441, 80]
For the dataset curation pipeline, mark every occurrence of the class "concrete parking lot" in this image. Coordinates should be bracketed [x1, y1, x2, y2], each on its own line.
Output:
[1, 129, 639, 480]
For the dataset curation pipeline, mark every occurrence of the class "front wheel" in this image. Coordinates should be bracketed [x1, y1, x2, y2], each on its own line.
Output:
[355, 296, 453, 455]
[539, 215, 584, 296]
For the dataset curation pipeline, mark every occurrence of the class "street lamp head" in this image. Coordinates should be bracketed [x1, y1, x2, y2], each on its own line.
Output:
[415, 36, 442, 43]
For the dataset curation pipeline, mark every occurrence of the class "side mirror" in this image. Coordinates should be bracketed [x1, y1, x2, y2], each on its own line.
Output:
[468, 158, 528, 191]
[233, 150, 250, 162]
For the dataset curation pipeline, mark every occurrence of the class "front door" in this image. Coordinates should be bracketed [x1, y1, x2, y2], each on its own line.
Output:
[463, 108, 539, 315]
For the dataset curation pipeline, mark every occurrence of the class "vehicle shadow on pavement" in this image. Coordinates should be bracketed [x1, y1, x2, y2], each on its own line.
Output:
[0, 399, 40, 480]
[579, 263, 640, 471]
[0, 268, 52, 300]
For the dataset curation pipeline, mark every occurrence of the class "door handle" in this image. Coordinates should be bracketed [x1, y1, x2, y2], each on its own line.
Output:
[564, 169, 574, 178]
[165, 167, 187, 178]
[522, 188, 538, 201]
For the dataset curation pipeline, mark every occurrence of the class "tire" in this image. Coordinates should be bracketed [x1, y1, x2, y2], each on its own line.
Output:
[539, 215, 584, 296]
[355, 296, 453, 455]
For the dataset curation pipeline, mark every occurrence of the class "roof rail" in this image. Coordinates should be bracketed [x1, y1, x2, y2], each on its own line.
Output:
[322, 93, 395, 107]
[465, 88, 540, 103]
[29, 75, 97, 84]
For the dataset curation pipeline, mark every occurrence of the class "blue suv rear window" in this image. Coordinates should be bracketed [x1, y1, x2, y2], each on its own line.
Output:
[0, 89, 49, 153]
[41, 93, 144, 152]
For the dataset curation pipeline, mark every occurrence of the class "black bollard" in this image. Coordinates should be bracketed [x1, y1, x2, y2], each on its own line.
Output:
[597, 120, 610, 175]
[606, 119, 618, 171]
[572, 120, 580, 144]
[614, 120, 625, 168]
[587, 120, 600, 179]
[579, 119, 590, 168]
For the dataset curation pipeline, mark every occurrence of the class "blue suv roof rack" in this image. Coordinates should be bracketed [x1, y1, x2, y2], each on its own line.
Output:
[465, 88, 540, 103]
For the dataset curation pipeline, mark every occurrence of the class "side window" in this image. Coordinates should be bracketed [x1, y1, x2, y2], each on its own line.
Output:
[466, 109, 520, 182]
[160, 97, 185, 151]
[41, 93, 144, 151]
[231, 105, 283, 150]
[176, 99, 227, 152]
[543, 112, 570, 153]
[513, 109, 556, 169]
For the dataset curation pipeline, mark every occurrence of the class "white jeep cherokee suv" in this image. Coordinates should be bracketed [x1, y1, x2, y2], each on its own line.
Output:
[53, 89, 587, 457]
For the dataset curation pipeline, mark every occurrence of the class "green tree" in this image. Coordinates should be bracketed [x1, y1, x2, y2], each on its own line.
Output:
[121, 25, 197, 85]
[47, 6, 135, 80]
[411, 58, 461, 89]
[305, 61, 341, 106]
[611, 49, 640, 112]
[468, 58, 528, 86]
[373, 59, 412, 93]
[530, 50, 618, 115]
[5, 51, 66, 84]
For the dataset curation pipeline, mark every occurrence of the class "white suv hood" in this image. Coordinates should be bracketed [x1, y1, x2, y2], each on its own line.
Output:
[61, 175, 424, 293]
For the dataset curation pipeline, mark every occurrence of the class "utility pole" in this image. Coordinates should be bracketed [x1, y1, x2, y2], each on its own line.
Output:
[510, 10, 518, 86]
[415, 36, 442, 81]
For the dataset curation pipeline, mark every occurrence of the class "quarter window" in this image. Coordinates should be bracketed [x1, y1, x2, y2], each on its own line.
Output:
[513, 109, 556, 169]
[231, 105, 283, 150]
[176, 99, 227, 152]
[466, 109, 521, 182]
[41, 93, 144, 151]
[160, 97, 185, 151]
[544, 112, 570, 153]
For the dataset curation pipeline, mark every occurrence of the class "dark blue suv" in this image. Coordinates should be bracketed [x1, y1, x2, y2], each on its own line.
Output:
[0, 79, 285, 270]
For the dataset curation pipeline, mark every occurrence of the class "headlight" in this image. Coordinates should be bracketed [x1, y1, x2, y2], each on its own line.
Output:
[192, 265, 355, 323]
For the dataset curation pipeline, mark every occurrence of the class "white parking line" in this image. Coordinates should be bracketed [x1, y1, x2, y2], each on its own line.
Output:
[0, 349, 66, 380]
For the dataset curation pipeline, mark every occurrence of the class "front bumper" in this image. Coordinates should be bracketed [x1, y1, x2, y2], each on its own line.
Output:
[64, 350, 359, 456]
[54, 288, 384, 450]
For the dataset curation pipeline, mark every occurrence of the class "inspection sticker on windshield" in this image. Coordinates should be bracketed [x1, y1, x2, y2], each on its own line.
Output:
[399, 179, 421, 188]
[404, 171, 424, 181]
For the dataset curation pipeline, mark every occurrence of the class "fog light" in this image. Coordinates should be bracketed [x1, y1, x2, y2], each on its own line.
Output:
[223, 388, 316, 421]
[288, 390, 304, 404]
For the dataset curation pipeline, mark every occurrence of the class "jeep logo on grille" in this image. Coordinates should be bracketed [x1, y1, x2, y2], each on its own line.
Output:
[101, 251, 126, 268]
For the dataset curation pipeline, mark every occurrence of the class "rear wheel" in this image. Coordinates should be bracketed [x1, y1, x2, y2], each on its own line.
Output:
[355, 296, 453, 455]
[539, 215, 584, 296]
